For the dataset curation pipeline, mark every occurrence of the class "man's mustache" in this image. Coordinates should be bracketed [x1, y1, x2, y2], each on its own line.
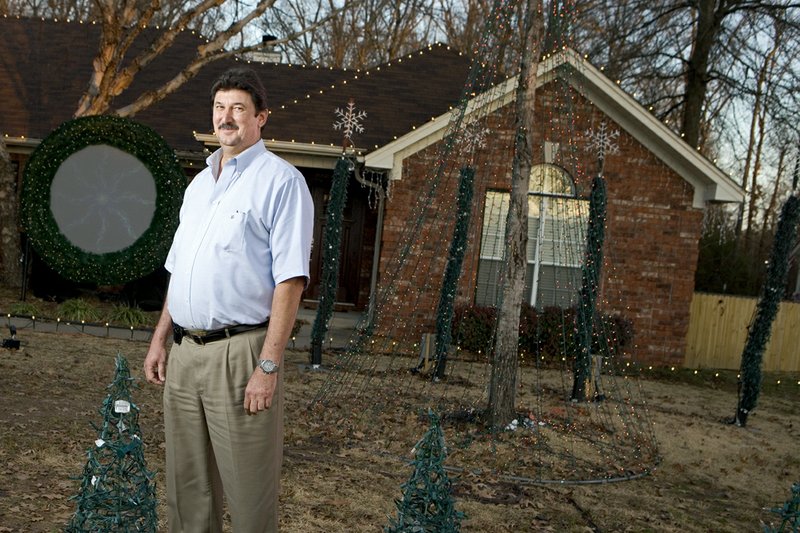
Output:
[218, 122, 238, 130]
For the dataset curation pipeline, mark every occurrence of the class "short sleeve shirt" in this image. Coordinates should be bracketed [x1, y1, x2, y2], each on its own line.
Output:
[165, 142, 314, 330]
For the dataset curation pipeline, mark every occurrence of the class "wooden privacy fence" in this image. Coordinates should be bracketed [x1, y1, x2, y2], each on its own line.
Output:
[684, 292, 800, 372]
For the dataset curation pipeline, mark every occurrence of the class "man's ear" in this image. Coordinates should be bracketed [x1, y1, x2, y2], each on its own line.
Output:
[258, 110, 268, 128]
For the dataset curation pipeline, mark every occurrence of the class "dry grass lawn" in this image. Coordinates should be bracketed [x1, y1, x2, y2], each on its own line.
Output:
[0, 321, 798, 532]
[0, 285, 798, 531]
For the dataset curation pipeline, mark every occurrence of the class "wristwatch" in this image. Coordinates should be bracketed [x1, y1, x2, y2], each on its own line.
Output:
[257, 359, 279, 374]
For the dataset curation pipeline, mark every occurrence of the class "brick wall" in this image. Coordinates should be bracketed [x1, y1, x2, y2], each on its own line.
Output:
[0, 151, 22, 288]
[374, 81, 704, 366]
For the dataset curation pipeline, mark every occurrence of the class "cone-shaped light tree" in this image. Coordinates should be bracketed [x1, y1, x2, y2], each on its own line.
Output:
[66, 354, 158, 532]
[385, 411, 464, 532]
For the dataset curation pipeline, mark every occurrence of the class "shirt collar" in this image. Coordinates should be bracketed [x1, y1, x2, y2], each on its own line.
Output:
[205, 141, 267, 180]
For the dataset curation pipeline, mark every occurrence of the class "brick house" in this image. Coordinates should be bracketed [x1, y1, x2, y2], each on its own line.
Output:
[0, 18, 742, 365]
[362, 51, 743, 366]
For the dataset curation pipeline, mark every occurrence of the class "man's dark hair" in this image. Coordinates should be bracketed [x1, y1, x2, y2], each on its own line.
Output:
[210, 67, 268, 112]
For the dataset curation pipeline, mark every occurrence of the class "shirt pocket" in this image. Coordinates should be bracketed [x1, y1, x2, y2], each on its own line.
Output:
[216, 209, 248, 252]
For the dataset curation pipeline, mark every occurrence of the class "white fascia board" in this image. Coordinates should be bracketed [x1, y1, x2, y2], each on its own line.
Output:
[194, 133, 359, 170]
[365, 48, 743, 208]
[552, 50, 744, 208]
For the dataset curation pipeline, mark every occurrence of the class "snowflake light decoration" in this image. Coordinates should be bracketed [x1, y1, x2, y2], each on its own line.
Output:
[460, 122, 489, 157]
[584, 121, 620, 161]
[333, 99, 367, 146]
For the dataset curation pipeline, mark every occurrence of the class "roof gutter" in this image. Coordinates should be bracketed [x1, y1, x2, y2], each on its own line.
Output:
[2, 136, 40, 155]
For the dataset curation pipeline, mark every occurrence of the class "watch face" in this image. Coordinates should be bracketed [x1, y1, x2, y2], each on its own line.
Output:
[259, 360, 278, 373]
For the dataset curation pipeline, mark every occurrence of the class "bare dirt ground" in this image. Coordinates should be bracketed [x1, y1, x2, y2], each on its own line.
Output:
[0, 295, 798, 531]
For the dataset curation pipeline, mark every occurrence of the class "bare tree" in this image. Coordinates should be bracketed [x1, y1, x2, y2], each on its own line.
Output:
[262, 0, 436, 68]
[3, 0, 360, 117]
[431, 0, 494, 54]
[488, 0, 544, 430]
[76, 0, 280, 117]
[572, 0, 800, 294]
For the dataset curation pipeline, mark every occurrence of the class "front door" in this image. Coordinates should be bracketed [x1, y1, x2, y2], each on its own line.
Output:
[303, 168, 374, 309]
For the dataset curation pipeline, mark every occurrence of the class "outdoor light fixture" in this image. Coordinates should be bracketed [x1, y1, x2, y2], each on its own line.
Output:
[2, 325, 20, 349]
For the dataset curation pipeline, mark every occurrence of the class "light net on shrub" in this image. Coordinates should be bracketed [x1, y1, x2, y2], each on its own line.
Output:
[308, 0, 662, 484]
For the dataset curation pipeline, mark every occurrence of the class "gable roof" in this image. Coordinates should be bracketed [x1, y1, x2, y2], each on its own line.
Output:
[1, 17, 742, 207]
[365, 49, 744, 208]
[0, 16, 471, 156]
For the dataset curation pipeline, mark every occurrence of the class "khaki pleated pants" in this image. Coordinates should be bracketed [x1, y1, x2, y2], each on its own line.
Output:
[163, 328, 283, 532]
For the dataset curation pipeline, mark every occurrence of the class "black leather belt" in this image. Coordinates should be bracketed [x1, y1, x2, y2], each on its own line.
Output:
[172, 320, 269, 345]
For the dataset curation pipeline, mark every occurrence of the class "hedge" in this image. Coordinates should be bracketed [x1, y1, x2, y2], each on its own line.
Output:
[451, 304, 634, 363]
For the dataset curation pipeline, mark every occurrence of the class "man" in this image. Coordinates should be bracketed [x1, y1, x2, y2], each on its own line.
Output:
[144, 67, 313, 532]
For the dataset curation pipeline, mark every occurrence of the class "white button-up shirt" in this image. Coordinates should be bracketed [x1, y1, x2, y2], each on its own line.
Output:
[165, 142, 313, 330]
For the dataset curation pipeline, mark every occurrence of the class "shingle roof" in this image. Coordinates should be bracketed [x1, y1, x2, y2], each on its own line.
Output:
[0, 16, 472, 153]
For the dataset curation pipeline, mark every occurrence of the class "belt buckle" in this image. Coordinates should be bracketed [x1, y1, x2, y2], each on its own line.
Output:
[184, 327, 210, 345]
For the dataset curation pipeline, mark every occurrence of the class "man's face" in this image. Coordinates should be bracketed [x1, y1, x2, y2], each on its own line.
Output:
[213, 89, 267, 153]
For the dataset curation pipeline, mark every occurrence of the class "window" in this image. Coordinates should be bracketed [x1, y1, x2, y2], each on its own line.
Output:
[475, 164, 588, 309]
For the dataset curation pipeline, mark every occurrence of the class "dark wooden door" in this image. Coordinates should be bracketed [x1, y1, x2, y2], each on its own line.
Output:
[304, 169, 367, 307]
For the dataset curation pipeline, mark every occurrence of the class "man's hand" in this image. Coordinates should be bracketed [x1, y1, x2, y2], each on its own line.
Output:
[144, 345, 168, 385]
[244, 370, 277, 415]
[144, 296, 173, 386]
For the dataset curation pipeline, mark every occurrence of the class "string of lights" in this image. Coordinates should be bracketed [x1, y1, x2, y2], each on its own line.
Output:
[306, 0, 665, 486]
[65, 354, 158, 532]
[20, 115, 185, 285]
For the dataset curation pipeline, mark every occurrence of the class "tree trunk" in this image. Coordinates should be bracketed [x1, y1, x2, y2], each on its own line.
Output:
[487, 0, 543, 431]
[681, 0, 725, 149]
[0, 136, 22, 288]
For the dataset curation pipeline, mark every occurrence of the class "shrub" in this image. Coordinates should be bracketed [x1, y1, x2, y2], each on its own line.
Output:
[109, 304, 151, 329]
[517, 304, 539, 356]
[451, 305, 496, 355]
[536, 306, 577, 360]
[9, 301, 41, 317]
[450, 304, 634, 364]
[57, 298, 102, 323]
[593, 313, 635, 354]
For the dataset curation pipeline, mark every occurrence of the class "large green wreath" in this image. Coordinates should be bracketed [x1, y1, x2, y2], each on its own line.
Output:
[21, 115, 185, 285]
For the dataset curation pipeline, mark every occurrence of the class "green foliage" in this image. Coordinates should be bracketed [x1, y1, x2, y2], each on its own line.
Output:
[66, 354, 158, 532]
[695, 204, 765, 297]
[57, 298, 102, 323]
[434, 167, 475, 378]
[452, 304, 634, 363]
[764, 483, 800, 533]
[385, 411, 464, 533]
[310, 156, 351, 362]
[109, 304, 151, 329]
[21, 115, 185, 285]
[9, 301, 40, 317]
